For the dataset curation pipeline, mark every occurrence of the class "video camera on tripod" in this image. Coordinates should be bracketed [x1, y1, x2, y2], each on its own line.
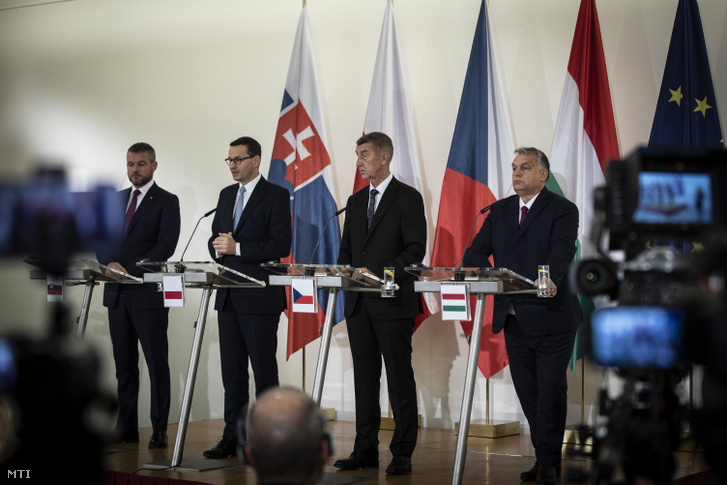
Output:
[570, 147, 727, 484]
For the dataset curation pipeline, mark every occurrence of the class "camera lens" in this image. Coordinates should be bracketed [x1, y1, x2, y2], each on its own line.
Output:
[573, 258, 618, 297]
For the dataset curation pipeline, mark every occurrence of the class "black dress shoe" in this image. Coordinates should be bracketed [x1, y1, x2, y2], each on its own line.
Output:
[521, 461, 561, 482]
[112, 427, 139, 444]
[148, 431, 168, 449]
[386, 456, 412, 475]
[536, 464, 557, 485]
[203, 438, 236, 459]
[333, 453, 379, 470]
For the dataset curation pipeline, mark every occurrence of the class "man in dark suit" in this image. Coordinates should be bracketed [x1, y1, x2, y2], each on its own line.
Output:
[100, 142, 181, 449]
[334, 132, 426, 476]
[203, 136, 292, 459]
[463, 147, 581, 485]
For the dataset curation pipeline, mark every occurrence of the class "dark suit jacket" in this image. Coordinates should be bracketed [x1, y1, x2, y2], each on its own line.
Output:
[337, 176, 427, 320]
[463, 187, 581, 335]
[100, 182, 181, 310]
[208, 176, 291, 314]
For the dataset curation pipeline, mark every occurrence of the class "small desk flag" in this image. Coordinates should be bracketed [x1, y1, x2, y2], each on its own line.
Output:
[441, 284, 470, 321]
[292, 277, 317, 313]
[163, 275, 184, 308]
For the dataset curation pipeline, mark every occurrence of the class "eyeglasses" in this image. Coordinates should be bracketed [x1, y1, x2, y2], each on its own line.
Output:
[225, 156, 254, 165]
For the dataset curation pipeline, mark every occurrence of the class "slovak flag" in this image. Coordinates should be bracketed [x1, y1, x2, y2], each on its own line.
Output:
[268, 4, 345, 359]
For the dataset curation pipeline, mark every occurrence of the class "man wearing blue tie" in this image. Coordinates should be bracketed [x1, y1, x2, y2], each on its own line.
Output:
[204, 136, 292, 459]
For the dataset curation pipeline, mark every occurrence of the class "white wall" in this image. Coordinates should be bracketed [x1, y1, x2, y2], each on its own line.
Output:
[1, 0, 725, 433]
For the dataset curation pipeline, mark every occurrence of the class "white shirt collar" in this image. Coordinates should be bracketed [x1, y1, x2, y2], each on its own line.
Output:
[370, 173, 393, 196]
[240, 173, 262, 194]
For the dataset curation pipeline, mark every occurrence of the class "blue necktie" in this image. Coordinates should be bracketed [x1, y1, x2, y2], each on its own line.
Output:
[233, 185, 246, 229]
[367, 188, 379, 229]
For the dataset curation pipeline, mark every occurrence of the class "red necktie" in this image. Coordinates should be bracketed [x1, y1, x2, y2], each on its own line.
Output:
[519, 206, 528, 227]
[124, 189, 141, 233]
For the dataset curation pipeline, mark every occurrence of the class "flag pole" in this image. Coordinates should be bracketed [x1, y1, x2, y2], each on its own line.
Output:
[485, 377, 490, 425]
[581, 357, 585, 425]
[302, 346, 307, 390]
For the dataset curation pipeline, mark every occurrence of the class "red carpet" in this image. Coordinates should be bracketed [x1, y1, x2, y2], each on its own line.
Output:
[675, 470, 719, 485]
[104, 471, 211, 485]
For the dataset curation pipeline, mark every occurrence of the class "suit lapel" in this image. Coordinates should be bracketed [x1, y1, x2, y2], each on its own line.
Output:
[514, 188, 551, 242]
[235, 177, 268, 234]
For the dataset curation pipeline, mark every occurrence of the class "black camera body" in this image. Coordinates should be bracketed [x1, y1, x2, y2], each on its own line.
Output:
[1, 167, 120, 483]
[576, 147, 727, 370]
[571, 147, 727, 484]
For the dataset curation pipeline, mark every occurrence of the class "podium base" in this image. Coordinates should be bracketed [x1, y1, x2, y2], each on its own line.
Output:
[321, 407, 337, 421]
[455, 419, 520, 438]
[563, 424, 593, 446]
[142, 457, 238, 472]
[380, 414, 422, 431]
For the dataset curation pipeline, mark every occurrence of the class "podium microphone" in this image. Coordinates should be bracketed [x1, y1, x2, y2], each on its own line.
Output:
[177, 207, 217, 272]
[456, 204, 493, 280]
[308, 207, 346, 271]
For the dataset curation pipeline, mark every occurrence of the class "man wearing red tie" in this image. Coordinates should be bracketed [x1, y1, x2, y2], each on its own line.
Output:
[463, 147, 581, 485]
[99, 142, 181, 449]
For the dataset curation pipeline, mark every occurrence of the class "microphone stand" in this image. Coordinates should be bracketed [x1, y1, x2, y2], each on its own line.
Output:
[306, 207, 346, 276]
[176, 208, 217, 273]
[456, 204, 493, 281]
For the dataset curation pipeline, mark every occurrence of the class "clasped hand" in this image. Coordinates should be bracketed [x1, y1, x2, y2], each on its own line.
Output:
[213, 232, 237, 255]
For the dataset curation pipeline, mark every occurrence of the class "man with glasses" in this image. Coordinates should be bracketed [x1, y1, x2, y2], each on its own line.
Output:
[203, 136, 292, 459]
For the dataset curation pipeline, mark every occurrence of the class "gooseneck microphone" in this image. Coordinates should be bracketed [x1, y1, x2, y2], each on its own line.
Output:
[177, 208, 217, 272]
[308, 207, 346, 269]
[456, 204, 493, 280]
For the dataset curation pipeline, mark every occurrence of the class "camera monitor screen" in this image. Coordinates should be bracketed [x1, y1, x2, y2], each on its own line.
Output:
[591, 306, 684, 369]
[632, 172, 713, 226]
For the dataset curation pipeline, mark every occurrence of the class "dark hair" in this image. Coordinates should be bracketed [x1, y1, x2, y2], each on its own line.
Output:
[230, 136, 262, 158]
[127, 142, 156, 162]
[357, 132, 394, 161]
[515, 146, 550, 181]
[245, 387, 330, 483]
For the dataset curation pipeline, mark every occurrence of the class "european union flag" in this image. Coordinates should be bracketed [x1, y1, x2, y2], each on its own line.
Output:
[649, 0, 723, 147]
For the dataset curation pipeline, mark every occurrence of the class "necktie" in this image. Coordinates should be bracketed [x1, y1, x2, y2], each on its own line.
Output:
[367, 188, 379, 229]
[519, 206, 528, 227]
[124, 189, 141, 233]
[233, 185, 246, 229]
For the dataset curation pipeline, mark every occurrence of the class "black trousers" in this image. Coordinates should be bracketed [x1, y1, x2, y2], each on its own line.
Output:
[346, 295, 418, 458]
[504, 314, 576, 465]
[217, 302, 280, 442]
[108, 293, 170, 432]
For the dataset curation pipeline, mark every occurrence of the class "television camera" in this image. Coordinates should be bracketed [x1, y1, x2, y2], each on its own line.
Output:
[0, 166, 122, 483]
[569, 147, 727, 485]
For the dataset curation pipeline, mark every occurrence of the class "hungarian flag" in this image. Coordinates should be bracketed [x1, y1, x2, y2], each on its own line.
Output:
[356, 0, 438, 327]
[430, 0, 514, 379]
[548, 0, 619, 373]
[268, 4, 344, 359]
[649, 0, 723, 147]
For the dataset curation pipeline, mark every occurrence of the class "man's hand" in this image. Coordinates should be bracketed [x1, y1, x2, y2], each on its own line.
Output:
[106, 262, 128, 280]
[537, 277, 558, 297]
[213, 232, 237, 256]
[352, 266, 380, 286]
